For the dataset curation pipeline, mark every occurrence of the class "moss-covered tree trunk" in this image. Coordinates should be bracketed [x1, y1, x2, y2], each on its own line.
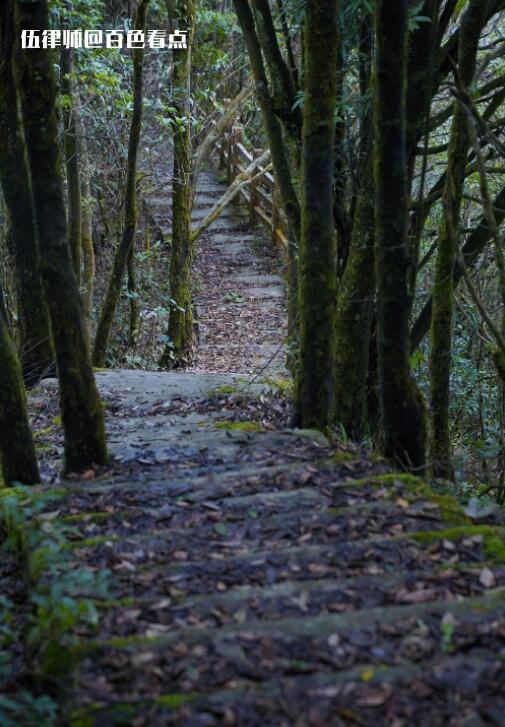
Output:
[333, 10, 374, 440]
[160, 0, 197, 368]
[374, 0, 426, 472]
[334, 163, 375, 439]
[14, 0, 107, 473]
[0, 0, 54, 387]
[293, 0, 338, 428]
[0, 282, 40, 486]
[93, 0, 149, 367]
[429, 0, 488, 479]
[60, 0, 81, 284]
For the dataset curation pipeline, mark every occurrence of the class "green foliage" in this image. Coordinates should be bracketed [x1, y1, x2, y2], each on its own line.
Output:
[408, 2, 432, 31]
[0, 485, 109, 719]
[0, 692, 57, 727]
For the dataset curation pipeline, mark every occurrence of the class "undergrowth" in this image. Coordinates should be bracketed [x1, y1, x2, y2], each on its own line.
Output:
[0, 486, 109, 725]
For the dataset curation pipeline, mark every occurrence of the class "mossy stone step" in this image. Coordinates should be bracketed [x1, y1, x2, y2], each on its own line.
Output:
[84, 586, 505, 653]
[70, 652, 505, 727]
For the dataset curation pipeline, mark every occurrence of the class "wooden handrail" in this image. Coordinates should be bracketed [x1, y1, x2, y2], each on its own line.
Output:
[211, 121, 289, 252]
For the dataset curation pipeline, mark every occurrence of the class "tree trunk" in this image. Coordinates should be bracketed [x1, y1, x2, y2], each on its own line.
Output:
[251, 0, 301, 143]
[374, 0, 426, 472]
[334, 163, 375, 439]
[411, 183, 505, 351]
[293, 0, 338, 428]
[60, 3, 81, 284]
[0, 0, 54, 387]
[429, 0, 488, 479]
[93, 0, 149, 367]
[160, 0, 197, 368]
[14, 0, 107, 473]
[127, 245, 140, 349]
[0, 281, 40, 486]
[78, 109, 95, 346]
[333, 11, 374, 440]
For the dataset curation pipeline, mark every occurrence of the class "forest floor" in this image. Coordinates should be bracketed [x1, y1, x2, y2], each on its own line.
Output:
[2, 166, 505, 726]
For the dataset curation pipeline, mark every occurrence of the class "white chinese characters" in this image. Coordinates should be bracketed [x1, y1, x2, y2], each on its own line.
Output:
[21, 29, 187, 50]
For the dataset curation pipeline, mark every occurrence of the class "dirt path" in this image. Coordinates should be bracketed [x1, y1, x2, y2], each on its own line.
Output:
[18, 369, 505, 725]
[146, 167, 287, 377]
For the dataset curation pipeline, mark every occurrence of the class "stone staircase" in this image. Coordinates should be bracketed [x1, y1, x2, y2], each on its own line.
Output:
[30, 368, 505, 726]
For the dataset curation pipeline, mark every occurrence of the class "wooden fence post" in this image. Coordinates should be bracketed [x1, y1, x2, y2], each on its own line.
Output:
[232, 127, 243, 205]
[226, 126, 238, 184]
[249, 148, 262, 225]
[271, 183, 281, 247]
[219, 126, 225, 169]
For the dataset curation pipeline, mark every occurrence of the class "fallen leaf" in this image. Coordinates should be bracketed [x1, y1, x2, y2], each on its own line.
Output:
[479, 567, 496, 589]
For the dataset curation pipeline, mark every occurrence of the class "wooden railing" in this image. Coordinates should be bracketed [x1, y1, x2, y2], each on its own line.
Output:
[214, 125, 289, 252]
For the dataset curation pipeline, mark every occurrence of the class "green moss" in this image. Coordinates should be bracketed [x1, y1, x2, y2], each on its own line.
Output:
[207, 384, 238, 396]
[482, 533, 505, 561]
[33, 425, 56, 439]
[70, 703, 137, 726]
[69, 715, 95, 727]
[156, 693, 197, 710]
[215, 421, 265, 433]
[262, 376, 293, 394]
[367, 473, 426, 491]
[412, 525, 505, 562]
[65, 534, 119, 550]
[331, 450, 355, 464]
[63, 511, 115, 524]
[428, 494, 468, 525]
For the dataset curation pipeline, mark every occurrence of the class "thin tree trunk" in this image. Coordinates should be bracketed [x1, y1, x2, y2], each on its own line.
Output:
[293, 0, 338, 428]
[274, 0, 298, 86]
[127, 245, 140, 348]
[0, 0, 54, 387]
[252, 0, 301, 143]
[160, 0, 197, 368]
[60, 1, 81, 284]
[374, 0, 426, 472]
[78, 109, 95, 346]
[429, 0, 488, 479]
[411, 183, 505, 350]
[0, 280, 40, 486]
[233, 0, 300, 237]
[93, 0, 149, 367]
[14, 0, 107, 473]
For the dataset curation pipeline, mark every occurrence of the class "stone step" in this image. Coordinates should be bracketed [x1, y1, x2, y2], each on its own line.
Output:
[71, 526, 505, 601]
[72, 652, 505, 726]
[84, 587, 505, 652]
[88, 563, 505, 646]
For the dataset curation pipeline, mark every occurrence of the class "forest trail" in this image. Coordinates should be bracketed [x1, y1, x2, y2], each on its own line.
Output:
[145, 165, 287, 376]
[26, 365, 505, 725]
[17, 167, 505, 725]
